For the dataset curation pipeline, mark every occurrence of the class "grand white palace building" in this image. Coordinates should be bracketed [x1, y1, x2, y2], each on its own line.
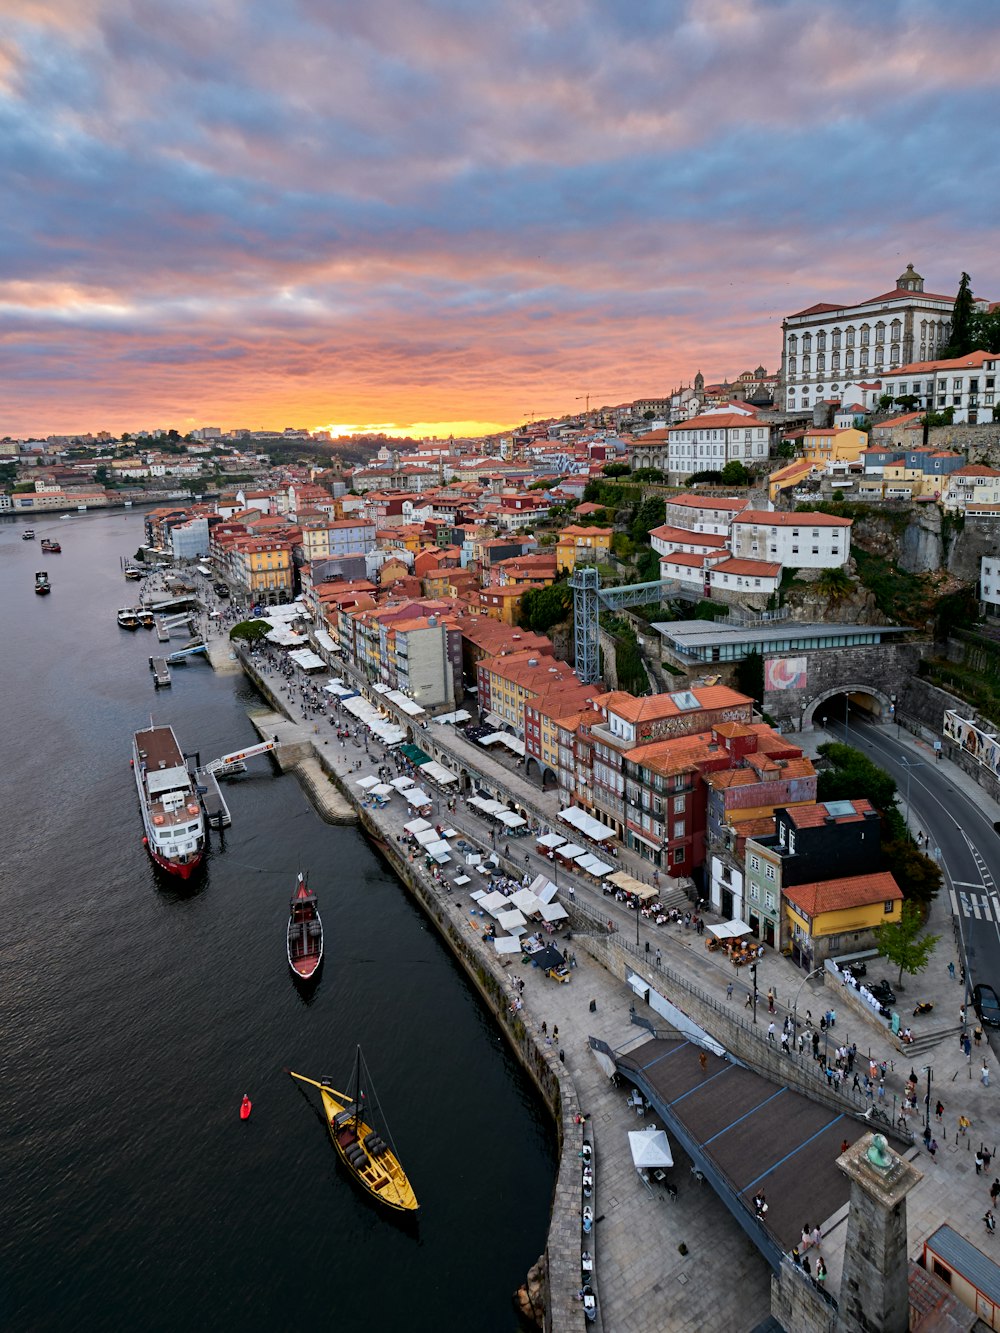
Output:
[779, 264, 980, 412]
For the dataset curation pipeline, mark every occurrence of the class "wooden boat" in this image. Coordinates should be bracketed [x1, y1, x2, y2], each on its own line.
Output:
[287, 872, 323, 980]
[34, 570, 51, 595]
[117, 607, 140, 629]
[137, 608, 155, 629]
[289, 1054, 418, 1214]
[40, 538, 61, 553]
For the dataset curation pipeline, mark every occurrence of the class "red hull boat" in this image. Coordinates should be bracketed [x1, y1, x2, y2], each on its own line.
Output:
[287, 872, 323, 980]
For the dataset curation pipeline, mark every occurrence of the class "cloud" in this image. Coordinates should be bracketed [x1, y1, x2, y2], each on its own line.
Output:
[0, 0, 999, 434]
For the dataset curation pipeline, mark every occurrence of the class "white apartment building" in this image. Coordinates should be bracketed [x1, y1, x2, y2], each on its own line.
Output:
[779, 264, 980, 412]
[879, 350, 998, 424]
[943, 466, 1000, 513]
[661, 494, 751, 536]
[980, 556, 1000, 616]
[728, 510, 852, 568]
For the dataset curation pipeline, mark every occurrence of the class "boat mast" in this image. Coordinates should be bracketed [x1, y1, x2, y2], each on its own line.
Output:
[353, 1045, 362, 1130]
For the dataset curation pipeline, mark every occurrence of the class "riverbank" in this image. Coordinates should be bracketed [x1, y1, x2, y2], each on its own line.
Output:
[222, 638, 774, 1332]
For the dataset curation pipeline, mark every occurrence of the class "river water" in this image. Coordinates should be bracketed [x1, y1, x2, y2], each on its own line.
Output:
[0, 510, 555, 1332]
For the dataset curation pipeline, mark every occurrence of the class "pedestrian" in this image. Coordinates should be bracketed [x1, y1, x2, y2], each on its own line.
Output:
[816, 1258, 827, 1288]
[745, 990, 752, 1009]
[960, 1005, 967, 1027]
[767, 1021, 776, 1043]
[552, 1025, 558, 1042]
[965, 1035, 973, 1058]
[991, 1179, 1000, 1207]
[655, 948, 662, 968]
[541, 1021, 547, 1036]
[767, 988, 775, 1014]
[928, 1138, 938, 1160]
[959, 1115, 972, 1137]
[976, 1026, 984, 1047]
[699, 1051, 707, 1073]
[781, 1031, 789, 1054]
[840, 1139, 850, 1155]
[948, 961, 956, 980]
[811, 1225, 822, 1251]
[935, 1100, 944, 1121]
[802, 1255, 811, 1276]
[983, 1061, 991, 1088]
[976, 1151, 985, 1175]
[727, 981, 734, 1001]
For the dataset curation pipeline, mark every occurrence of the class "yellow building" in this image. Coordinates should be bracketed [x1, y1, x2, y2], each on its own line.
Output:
[230, 537, 294, 605]
[478, 583, 532, 625]
[801, 426, 868, 469]
[555, 525, 613, 573]
[784, 871, 902, 966]
[767, 458, 815, 503]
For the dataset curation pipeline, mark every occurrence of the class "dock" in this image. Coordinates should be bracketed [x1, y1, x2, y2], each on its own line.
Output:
[166, 642, 209, 664]
[195, 768, 231, 828]
[149, 656, 172, 688]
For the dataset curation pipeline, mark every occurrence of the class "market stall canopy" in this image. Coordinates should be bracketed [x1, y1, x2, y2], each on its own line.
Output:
[414, 828, 439, 846]
[390, 776, 415, 790]
[577, 854, 613, 877]
[470, 889, 487, 902]
[528, 874, 559, 905]
[497, 909, 527, 930]
[555, 842, 585, 860]
[480, 891, 510, 913]
[497, 811, 527, 828]
[493, 936, 522, 955]
[426, 841, 451, 863]
[469, 796, 506, 815]
[607, 870, 657, 901]
[707, 920, 752, 939]
[628, 1128, 673, 1170]
[403, 788, 433, 807]
[421, 761, 458, 786]
[536, 832, 566, 850]
[511, 888, 542, 913]
[369, 784, 394, 798]
[288, 648, 326, 672]
[324, 680, 357, 698]
[540, 901, 569, 922]
[403, 818, 432, 834]
[559, 806, 615, 842]
[355, 775, 380, 790]
[434, 709, 472, 725]
[385, 689, 425, 717]
[479, 732, 526, 756]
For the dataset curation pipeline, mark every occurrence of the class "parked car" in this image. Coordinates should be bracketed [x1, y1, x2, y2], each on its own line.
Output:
[974, 983, 1000, 1029]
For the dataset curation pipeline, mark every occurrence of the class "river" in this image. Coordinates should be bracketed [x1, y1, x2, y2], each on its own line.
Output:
[0, 509, 555, 1332]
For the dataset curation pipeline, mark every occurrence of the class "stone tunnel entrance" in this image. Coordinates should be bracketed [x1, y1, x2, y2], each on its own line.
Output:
[804, 684, 894, 732]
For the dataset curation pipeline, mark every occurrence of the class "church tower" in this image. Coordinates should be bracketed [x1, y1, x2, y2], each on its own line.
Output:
[896, 263, 924, 293]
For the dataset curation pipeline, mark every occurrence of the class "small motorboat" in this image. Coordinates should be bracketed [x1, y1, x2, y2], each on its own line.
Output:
[34, 570, 51, 595]
[287, 872, 323, 980]
[22, 528, 35, 540]
[137, 608, 155, 629]
[40, 538, 61, 553]
[117, 608, 140, 630]
[240, 1094, 252, 1120]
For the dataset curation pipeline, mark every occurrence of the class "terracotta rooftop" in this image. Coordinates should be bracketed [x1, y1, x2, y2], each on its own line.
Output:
[731, 509, 852, 527]
[784, 871, 902, 918]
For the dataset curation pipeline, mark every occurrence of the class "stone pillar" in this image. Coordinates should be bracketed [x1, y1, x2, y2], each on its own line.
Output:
[835, 1133, 922, 1333]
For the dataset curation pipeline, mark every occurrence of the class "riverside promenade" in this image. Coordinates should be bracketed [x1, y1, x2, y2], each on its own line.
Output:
[201, 615, 1000, 1331]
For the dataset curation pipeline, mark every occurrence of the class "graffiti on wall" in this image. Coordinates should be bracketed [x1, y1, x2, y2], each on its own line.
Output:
[764, 656, 808, 692]
[943, 709, 1000, 775]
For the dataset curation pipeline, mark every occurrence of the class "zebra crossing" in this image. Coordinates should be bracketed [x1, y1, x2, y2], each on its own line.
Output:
[952, 883, 1000, 925]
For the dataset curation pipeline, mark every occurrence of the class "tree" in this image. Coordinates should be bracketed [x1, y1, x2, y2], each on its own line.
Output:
[635, 546, 660, 581]
[631, 467, 666, 484]
[972, 305, 1000, 354]
[881, 837, 942, 908]
[775, 440, 797, 460]
[602, 463, 631, 477]
[816, 742, 902, 831]
[630, 496, 665, 546]
[876, 901, 940, 988]
[642, 409, 656, 420]
[719, 460, 750, 486]
[229, 619, 271, 643]
[941, 272, 977, 358]
[877, 394, 894, 411]
[613, 625, 647, 695]
[734, 649, 764, 705]
[815, 567, 853, 605]
[517, 583, 571, 633]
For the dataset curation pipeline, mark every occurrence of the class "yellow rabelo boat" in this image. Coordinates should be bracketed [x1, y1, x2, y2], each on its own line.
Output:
[289, 1052, 418, 1215]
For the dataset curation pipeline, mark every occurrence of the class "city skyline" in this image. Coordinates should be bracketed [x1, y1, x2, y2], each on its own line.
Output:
[2, 0, 1000, 438]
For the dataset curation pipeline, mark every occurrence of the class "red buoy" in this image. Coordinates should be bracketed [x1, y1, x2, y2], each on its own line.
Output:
[240, 1094, 252, 1120]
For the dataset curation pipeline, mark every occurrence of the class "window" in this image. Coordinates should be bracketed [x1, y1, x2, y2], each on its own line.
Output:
[673, 848, 684, 864]
[673, 795, 686, 814]
[749, 854, 760, 871]
[673, 820, 685, 839]
[749, 884, 759, 901]
[765, 864, 775, 880]
[765, 891, 775, 910]
[884, 900, 895, 914]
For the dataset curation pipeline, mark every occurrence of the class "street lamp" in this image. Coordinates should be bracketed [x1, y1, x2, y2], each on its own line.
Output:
[923, 1064, 933, 1141]
[750, 961, 759, 1025]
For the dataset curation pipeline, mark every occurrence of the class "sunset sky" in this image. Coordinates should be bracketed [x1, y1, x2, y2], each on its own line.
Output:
[2, 0, 1000, 439]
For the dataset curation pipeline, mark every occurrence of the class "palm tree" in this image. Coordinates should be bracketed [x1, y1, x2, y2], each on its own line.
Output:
[815, 567, 853, 605]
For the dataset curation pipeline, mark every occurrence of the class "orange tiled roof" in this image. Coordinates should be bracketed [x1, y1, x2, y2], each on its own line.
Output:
[732, 509, 851, 528]
[784, 872, 902, 918]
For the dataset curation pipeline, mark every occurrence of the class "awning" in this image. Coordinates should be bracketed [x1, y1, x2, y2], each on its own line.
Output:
[288, 648, 326, 671]
[480, 891, 509, 913]
[608, 870, 656, 900]
[469, 796, 506, 815]
[403, 818, 432, 834]
[555, 842, 585, 860]
[540, 901, 569, 922]
[414, 828, 439, 846]
[479, 731, 526, 756]
[497, 811, 526, 828]
[434, 709, 472, 725]
[324, 680, 356, 697]
[528, 875, 559, 904]
[386, 689, 425, 717]
[497, 909, 527, 930]
[356, 775, 379, 790]
[536, 832, 565, 850]
[421, 761, 458, 786]
[558, 806, 615, 841]
[628, 829, 661, 852]
[592, 1047, 617, 1080]
[369, 783, 394, 798]
[399, 743, 431, 766]
[493, 937, 523, 955]
[628, 1128, 674, 1170]
[577, 854, 612, 877]
[403, 788, 433, 807]
[390, 776, 415, 790]
[707, 920, 752, 939]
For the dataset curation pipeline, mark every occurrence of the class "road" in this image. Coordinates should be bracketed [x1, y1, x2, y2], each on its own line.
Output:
[827, 717, 1000, 1000]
